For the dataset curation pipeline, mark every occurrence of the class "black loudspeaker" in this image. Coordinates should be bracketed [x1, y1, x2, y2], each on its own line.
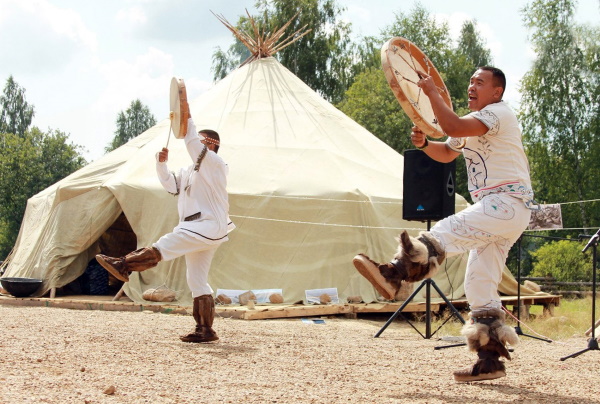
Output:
[403, 149, 456, 221]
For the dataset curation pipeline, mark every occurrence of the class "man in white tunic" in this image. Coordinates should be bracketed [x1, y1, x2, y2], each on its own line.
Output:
[353, 67, 531, 381]
[97, 117, 234, 343]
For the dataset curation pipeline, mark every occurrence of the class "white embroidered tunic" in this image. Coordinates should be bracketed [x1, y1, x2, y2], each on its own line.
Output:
[446, 101, 534, 207]
[156, 120, 235, 244]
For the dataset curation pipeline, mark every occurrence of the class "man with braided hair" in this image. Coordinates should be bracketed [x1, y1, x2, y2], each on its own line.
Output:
[97, 113, 235, 343]
[353, 66, 532, 381]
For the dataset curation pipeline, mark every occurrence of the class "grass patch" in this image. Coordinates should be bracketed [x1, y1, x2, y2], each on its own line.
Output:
[428, 296, 599, 341]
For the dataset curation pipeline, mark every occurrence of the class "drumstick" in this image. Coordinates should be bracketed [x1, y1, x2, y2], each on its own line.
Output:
[166, 111, 173, 148]
[165, 127, 172, 149]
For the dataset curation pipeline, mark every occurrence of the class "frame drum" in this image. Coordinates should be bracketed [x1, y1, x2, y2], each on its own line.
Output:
[381, 37, 452, 139]
[170, 77, 189, 139]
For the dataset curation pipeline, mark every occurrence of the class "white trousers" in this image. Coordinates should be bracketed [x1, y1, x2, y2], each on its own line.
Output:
[153, 230, 220, 298]
[430, 194, 531, 312]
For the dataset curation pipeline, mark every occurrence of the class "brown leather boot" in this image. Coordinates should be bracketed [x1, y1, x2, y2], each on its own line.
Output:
[353, 230, 445, 300]
[453, 309, 519, 382]
[453, 338, 508, 382]
[96, 247, 162, 282]
[180, 294, 219, 343]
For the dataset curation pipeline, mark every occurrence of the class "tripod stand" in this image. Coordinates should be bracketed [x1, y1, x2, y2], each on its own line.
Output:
[373, 276, 465, 339]
[515, 235, 552, 342]
[374, 220, 465, 341]
[560, 230, 600, 361]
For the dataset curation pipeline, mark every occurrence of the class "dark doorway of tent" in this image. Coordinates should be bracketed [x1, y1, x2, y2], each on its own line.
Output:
[56, 213, 137, 297]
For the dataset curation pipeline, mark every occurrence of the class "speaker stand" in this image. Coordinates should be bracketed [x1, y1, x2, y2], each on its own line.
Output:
[374, 220, 465, 346]
[374, 277, 465, 340]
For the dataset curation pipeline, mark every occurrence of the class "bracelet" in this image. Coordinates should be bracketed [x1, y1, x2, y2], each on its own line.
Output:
[416, 138, 429, 150]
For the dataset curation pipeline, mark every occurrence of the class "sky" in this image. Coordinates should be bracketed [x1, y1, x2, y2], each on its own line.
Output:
[0, 0, 598, 162]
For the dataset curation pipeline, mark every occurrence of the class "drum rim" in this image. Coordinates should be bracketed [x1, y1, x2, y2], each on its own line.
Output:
[170, 77, 188, 139]
[381, 37, 452, 139]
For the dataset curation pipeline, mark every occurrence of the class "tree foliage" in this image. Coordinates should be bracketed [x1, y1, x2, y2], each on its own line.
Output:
[0, 128, 86, 258]
[530, 239, 591, 282]
[337, 67, 411, 153]
[520, 0, 600, 230]
[0, 76, 35, 136]
[106, 99, 156, 153]
[212, 0, 353, 104]
[448, 21, 493, 113]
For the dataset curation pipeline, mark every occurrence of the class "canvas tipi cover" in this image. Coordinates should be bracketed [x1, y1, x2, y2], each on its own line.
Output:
[3, 57, 486, 305]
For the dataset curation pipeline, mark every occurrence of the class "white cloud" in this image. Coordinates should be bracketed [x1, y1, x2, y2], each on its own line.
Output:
[435, 11, 502, 57]
[115, 6, 147, 27]
[0, 0, 97, 75]
[343, 4, 373, 37]
[95, 47, 174, 114]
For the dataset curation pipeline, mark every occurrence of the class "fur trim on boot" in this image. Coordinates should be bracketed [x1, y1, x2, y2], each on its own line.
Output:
[180, 295, 219, 343]
[454, 310, 518, 382]
[96, 247, 162, 282]
[352, 230, 445, 300]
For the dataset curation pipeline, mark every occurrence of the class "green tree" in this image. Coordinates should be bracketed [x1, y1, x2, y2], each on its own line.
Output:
[212, 41, 251, 81]
[106, 99, 156, 153]
[346, 35, 382, 78]
[0, 75, 35, 136]
[380, 4, 452, 69]
[339, 4, 492, 203]
[0, 129, 86, 258]
[337, 67, 413, 153]
[212, 0, 353, 104]
[338, 3, 447, 153]
[447, 21, 493, 113]
[520, 0, 600, 230]
[530, 239, 591, 282]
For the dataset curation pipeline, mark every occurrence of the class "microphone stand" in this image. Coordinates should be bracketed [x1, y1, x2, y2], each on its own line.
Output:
[515, 235, 552, 342]
[560, 229, 600, 360]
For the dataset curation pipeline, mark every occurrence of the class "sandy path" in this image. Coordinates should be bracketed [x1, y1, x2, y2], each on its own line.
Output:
[0, 305, 599, 403]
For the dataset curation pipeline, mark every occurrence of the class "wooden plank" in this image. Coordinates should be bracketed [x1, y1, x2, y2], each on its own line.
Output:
[216, 304, 354, 320]
[499, 295, 561, 307]
[352, 302, 441, 314]
[0, 293, 562, 320]
[216, 301, 442, 320]
[0, 296, 189, 315]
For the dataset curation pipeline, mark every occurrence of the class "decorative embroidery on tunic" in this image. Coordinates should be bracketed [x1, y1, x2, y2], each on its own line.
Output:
[464, 148, 488, 189]
[443, 215, 511, 251]
[471, 181, 534, 204]
[474, 110, 500, 136]
[447, 137, 467, 152]
[482, 195, 516, 220]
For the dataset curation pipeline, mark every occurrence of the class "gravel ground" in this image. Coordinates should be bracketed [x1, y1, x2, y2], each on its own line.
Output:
[0, 305, 599, 404]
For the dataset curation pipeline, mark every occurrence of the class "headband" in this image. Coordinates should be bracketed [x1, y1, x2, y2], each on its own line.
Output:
[200, 134, 220, 146]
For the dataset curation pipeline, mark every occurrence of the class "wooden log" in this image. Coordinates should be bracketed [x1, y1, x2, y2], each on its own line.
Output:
[542, 303, 555, 317]
[112, 285, 125, 301]
[585, 317, 600, 336]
